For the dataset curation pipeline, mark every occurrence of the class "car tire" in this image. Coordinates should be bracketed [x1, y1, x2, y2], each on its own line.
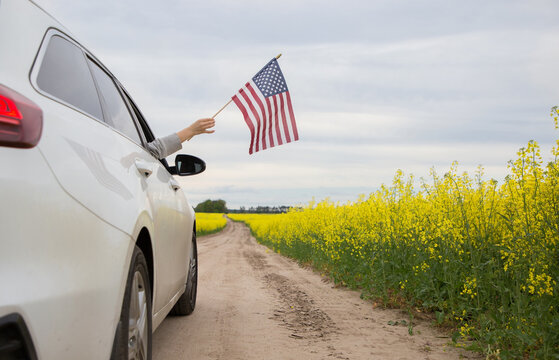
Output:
[171, 232, 198, 316]
[111, 246, 152, 360]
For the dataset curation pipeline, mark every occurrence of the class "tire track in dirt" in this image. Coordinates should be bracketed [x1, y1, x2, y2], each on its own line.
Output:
[153, 220, 480, 360]
[244, 249, 337, 344]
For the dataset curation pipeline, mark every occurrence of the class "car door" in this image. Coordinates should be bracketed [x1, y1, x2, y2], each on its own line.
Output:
[30, 33, 140, 233]
[85, 59, 193, 315]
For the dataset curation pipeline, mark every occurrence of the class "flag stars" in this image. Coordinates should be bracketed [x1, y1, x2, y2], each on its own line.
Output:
[252, 59, 288, 97]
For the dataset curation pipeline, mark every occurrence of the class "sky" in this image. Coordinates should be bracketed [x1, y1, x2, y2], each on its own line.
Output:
[38, 0, 559, 209]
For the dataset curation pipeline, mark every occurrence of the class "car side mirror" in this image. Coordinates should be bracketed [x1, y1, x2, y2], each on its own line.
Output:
[173, 154, 206, 176]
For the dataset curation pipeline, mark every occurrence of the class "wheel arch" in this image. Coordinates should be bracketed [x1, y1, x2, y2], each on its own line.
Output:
[135, 227, 154, 301]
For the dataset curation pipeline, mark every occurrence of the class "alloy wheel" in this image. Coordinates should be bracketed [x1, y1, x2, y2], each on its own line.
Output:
[128, 271, 148, 360]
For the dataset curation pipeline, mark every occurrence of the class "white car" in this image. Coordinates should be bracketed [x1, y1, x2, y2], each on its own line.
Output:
[0, 1, 202, 359]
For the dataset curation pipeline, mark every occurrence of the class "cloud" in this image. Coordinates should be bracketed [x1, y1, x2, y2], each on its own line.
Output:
[179, 136, 557, 208]
[38, 0, 559, 209]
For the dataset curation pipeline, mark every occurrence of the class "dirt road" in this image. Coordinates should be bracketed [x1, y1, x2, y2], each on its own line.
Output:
[153, 220, 477, 359]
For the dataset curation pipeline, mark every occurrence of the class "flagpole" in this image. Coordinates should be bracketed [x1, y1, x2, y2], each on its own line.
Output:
[212, 99, 233, 119]
[212, 53, 282, 119]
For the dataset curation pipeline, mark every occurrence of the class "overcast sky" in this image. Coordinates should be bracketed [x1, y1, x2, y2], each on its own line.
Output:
[39, 0, 559, 208]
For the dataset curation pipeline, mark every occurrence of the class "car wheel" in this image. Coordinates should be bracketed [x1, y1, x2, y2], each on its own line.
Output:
[111, 246, 152, 360]
[171, 232, 198, 316]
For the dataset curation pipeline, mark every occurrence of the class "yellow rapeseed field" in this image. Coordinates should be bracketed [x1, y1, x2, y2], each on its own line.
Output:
[229, 110, 559, 359]
[195, 213, 227, 236]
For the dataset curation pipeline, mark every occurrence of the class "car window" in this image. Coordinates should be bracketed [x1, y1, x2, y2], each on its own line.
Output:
[121, 90, 173, 169]
[36, 35, 104, 120]
[87, 60, 142, 144]
[123, 92, 154, 143]
[118, 89, 149, 145]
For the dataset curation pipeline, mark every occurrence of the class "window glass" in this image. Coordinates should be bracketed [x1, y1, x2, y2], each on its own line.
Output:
[125, 93, 154, 143]
[36, 35, 103, 120]
[88, 60, 141, 144]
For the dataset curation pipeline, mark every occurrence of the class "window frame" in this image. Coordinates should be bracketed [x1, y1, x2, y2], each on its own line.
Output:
[29, 28, 106, 125]
[30, 28, 150, 149]
[119, 86, 174, 169]
[85, 56, 144, 146]
[119, 86, 155, 144]
[29, 28, 174, 170]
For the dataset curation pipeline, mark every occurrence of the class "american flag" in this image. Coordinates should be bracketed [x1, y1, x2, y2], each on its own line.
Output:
[232, 58, 299, 154]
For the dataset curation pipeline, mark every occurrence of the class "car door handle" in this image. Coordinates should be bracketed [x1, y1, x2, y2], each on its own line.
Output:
[134, 159, 153, 177]
[169, 178, 181, 191]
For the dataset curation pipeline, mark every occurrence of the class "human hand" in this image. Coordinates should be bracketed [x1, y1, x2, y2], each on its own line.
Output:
[178, 118, 216, 142]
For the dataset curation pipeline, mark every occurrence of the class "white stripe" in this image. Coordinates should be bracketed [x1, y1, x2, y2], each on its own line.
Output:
[248, 80, 270, 150]
[236, 88, 259, 153]
[268, 95, 280, 146]
[276, 94, 288, 145]
[281, 91, 296, 143]
[273, 94, 288, 145]
[270, 95, 287, 144]
[242, 83, 262, 152]
[243, 82, 267, 152]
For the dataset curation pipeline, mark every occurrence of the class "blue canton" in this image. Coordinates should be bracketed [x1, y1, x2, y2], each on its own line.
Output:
[252, 58, 288, 98]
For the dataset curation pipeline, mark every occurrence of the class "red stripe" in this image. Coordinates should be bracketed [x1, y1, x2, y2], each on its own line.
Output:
[239, 86, 261, 153]
[246, 83, 267, 150]
[272, 96, 283, 145]
[232, 95, 255, 154]
[279, 93, 291, 143]
[265, 97, 275, 148]
[285, 91, 299, 141]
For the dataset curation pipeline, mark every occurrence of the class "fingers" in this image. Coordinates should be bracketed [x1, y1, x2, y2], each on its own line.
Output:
[198, 118, 214, 124]
[195, 118, 215, 131]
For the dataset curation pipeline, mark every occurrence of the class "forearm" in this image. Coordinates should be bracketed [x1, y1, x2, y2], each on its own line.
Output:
[147, 119, 214, 159]
[176, 127, 194, 142]
[147, 133, 182, 159]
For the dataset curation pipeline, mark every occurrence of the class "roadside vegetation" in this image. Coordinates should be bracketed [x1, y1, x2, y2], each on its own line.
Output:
[196, 213, 227, 236]
[195, 199, 227, 213]
[228, 110, 559, 359]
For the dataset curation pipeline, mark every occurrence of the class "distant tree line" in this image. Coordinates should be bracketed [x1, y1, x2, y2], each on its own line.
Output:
[194, 199, 295, 214]
[194, 199, 227, 213]
[228, 205, 292, 214]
